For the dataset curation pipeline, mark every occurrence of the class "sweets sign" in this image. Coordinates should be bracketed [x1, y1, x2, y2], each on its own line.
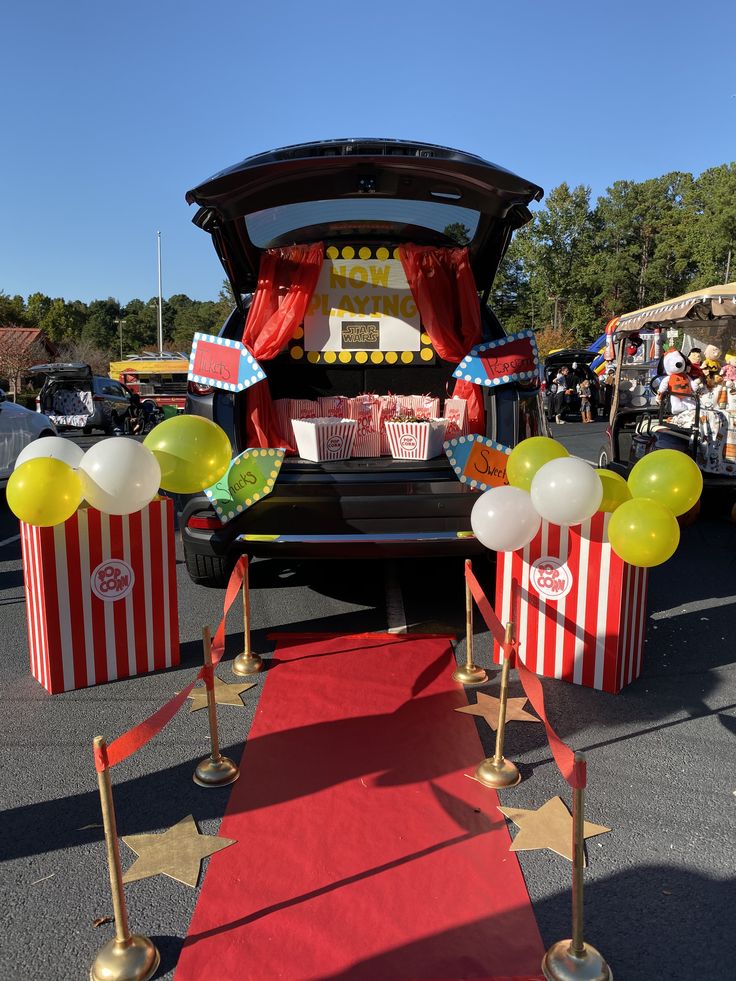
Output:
[189, 333, 266, 393]
[444, 434, 512, 491]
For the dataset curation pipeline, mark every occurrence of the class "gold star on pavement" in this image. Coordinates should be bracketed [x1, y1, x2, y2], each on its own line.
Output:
[186, 674, 256, 712]
[498, 796, 610, 863]
[455, 692, 541, 731]
[122, 814, 236, 888]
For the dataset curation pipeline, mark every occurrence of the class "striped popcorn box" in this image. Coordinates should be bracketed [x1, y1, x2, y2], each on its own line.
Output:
[494, 513, 648, 694]
[349, 396, 382, 457]
[410, 394, 441, 420]
[379, 395, 400, 454]
[20, 499, 180, 694]
[317, 396, 351, 418]
[289, 398, 319, 421]
[273, 398, 295, 447]
[385, 418, 449, 460]
[291, 418, 357, 462]
[443, 397, 469, 439]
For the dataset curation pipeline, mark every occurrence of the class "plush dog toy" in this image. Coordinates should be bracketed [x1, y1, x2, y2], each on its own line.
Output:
[656, 349, 702, 413]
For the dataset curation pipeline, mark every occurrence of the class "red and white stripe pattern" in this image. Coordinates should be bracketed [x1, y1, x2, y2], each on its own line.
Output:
[318, 396, 351, 418]
[494, 513, 648, 693]
[385, 420, 449, 460]
[410, 395, 440, 420]
[443, 397, 469, 439]
[349, 396, 382, 457]
[273, 399, 295, 447]
[20, 500, 180, 694]
[291, 418, 357, 461]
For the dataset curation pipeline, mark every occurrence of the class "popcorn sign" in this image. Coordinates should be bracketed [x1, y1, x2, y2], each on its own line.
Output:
[91, 560, 135, 601]
[529, 558, 573, 600]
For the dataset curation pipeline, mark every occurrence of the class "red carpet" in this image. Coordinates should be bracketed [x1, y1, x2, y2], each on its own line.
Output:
[175, 633, 545, 981]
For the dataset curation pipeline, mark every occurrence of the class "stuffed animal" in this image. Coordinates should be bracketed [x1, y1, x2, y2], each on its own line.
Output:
[688, 347, 703, 366]
[686, 348, 706, 382]
[656, 349, 703, 413]
[719, 353, 736, 384]
[701, 344, 722, 384]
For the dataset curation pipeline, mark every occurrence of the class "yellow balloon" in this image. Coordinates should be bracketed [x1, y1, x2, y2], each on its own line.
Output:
[607, 497, 680, 567]
[627, 449, 703, 516]
[143, 415, 232, 493]
[7, 458, 82, 526]
[506, 436, 569, 491]
[595, 469, 632, 513]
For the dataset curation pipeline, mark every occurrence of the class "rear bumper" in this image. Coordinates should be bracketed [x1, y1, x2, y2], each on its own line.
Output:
[181, 466, 485, 560]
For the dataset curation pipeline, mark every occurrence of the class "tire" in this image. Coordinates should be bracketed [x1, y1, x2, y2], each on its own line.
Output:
[82, 426, 92, 435]
[184, 546, 232, 588]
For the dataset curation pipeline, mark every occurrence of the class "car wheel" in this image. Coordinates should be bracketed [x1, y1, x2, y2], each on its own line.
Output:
[82, 426, 92, 435]
[183, 546, 233, 588]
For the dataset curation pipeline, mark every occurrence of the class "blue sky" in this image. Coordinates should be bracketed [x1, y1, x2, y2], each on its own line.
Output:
[1, 0, 733, 305]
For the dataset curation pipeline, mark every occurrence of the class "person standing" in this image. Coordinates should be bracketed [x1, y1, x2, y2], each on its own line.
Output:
[577, 377, 593, 422]
[549, 366, 570, 424]
[603, 368, 616, 416]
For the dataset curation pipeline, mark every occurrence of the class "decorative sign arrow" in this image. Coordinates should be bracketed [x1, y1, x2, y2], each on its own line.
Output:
[444, 434, 512, 490]
[189, 333, 266, 393]
[452, 329, 540, 388]
[204, 448, 285, 524]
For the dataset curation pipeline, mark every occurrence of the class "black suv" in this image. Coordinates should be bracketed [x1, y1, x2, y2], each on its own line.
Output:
[181, 139, 546, 586]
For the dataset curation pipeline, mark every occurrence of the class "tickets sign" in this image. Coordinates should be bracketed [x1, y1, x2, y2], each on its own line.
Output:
[453, 329, 540, 388]
[204, 448, 285, 524]
[444, 434, 512, 490]
[189, 333, 266, 393]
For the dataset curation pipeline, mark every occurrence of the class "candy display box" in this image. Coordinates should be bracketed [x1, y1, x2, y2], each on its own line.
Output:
[291, 418, 357, 462]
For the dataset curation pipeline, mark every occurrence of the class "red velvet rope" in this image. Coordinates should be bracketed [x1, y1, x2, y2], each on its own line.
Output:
[464, 566, 585, 790]
[95, 556, 249, 772]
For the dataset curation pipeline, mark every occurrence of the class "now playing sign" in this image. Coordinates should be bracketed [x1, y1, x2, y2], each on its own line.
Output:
[189, 332, 266, 393]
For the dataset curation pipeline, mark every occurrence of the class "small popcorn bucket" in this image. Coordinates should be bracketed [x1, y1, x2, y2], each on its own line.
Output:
[291, 418, 357, 462]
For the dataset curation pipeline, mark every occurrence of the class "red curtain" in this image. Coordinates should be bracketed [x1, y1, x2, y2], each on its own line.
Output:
[398, 245, 485, 434]
[242, 243, 324, 449]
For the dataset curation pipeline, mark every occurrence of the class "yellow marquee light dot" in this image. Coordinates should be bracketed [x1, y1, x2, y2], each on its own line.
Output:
[393, 247, 402, 260]
[339, 351, 352, 363]
[401, 351, 413, 364]
[420, 348, 434, 361]
[307, 350, 320, 364]
[421, 332, 431, 345]
[324, 350, 337, 363]
[376, 247, 389, 260]
[359, 246, 371, 260]
[370, 351, 384, 364]
[341, 246, 355, 260]
[293, 325, 304, 339]
[290, 346, 304, 360]
[326, 246, 339, 259]
[355, 351, 369, 364]
[385, 351, 398, 364]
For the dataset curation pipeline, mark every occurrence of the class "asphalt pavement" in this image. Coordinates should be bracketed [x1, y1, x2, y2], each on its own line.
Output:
[0, 424, 734, 980]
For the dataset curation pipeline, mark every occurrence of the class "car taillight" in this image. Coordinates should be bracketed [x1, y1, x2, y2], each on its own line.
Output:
[187, 514, 221, 531]
[188, 381, 214, 396]
[92, 394, 106, 402]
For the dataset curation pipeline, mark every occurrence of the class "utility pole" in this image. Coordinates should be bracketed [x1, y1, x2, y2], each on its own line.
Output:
[725, 249, 732, 283]
[114, 319, 126, 359]
[157, 231, 164, 356]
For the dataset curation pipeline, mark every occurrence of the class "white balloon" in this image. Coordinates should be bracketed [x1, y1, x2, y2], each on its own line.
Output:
[471, 486, 542, 552]
[15, 436, 84, 471]
[530, 457, 603, 526]
[79, 438, 161, 515]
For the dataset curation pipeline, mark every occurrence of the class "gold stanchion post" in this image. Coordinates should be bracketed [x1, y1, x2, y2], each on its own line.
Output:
[232, 561, 262, 676]
[542, 752, 612, 980]
[474, 619, 521, 788]
[89, 736, 160, 981]
[452, 560, 488, 685]
[194, 627, 240, 787]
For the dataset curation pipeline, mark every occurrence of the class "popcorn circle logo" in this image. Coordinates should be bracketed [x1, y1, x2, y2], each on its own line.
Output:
[530, 557, 573, 601]
[399, 433, 418, 451]
[326, 435, 344, 453]
[91, 560, 135, 602]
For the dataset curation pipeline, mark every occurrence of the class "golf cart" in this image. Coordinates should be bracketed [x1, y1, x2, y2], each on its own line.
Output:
[597, 284, 736, 493]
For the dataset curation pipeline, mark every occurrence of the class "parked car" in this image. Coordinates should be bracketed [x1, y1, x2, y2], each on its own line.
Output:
[0, 388, 57, 486]
[31, 363, 133, 436]
[543, 349, 601, 421]
[181, 138, 547, 585]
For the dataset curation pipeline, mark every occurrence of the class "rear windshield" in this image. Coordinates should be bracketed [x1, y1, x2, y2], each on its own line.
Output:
[245, 198, 480, 247]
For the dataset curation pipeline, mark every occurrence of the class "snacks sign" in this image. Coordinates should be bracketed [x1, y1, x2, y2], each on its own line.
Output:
[204, 448, 286, 523]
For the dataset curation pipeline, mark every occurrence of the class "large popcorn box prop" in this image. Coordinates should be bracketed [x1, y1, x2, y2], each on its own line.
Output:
[291, 418, 357, 462]
[385, 419, 449, 460]
[494, 513, 648, 693]
[21, 499, 180, 694]
[349, 395, 382, 457]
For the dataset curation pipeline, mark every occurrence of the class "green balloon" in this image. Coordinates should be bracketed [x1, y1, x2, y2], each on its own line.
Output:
[506, 436, 569, 491]
[628, 450, 703, 517]
[608, 497, 680, 567]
